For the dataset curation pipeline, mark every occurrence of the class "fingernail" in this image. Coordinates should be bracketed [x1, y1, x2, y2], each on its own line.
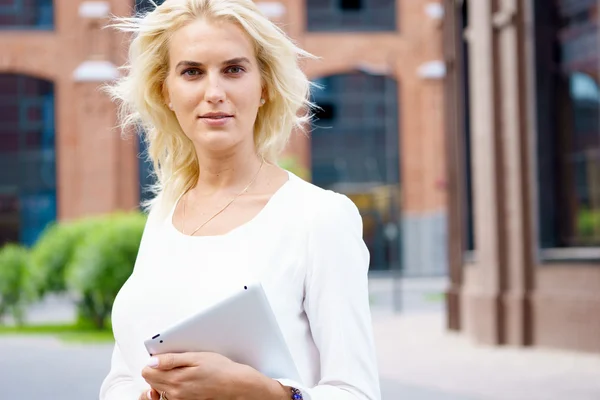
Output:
[147, 389, 153, 400]
[147, 357, 159, 368]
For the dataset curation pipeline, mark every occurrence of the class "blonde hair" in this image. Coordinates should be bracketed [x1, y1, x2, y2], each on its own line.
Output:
[107, 0, 316, 215]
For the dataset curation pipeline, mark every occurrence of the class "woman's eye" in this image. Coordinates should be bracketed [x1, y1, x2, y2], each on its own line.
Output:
[226, 66, 244, 74]
[182, 69, 200, 76]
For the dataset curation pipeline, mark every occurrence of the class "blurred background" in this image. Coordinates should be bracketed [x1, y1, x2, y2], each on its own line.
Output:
[0, 0, 599, 399]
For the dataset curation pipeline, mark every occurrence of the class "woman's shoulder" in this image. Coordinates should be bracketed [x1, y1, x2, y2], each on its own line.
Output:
[286, 173, 362, 225]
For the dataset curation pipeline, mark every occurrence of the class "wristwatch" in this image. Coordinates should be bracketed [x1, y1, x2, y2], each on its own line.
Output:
[291, 387, 303, 399]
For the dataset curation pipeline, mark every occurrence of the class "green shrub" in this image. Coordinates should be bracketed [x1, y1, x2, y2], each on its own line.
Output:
[0, 244, 34, 326]
[66, 212, 147, 329]
[577, 208, 600, 240]
[29, 217, 103, 298]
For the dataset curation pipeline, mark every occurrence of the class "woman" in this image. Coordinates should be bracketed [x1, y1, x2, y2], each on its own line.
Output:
[100, 1, 381, 399]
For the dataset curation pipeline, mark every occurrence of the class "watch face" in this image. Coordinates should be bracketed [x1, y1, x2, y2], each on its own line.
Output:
[291, 388, 303, 399]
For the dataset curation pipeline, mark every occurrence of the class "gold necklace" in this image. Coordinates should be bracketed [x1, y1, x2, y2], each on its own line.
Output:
[182, 160, 264, 236]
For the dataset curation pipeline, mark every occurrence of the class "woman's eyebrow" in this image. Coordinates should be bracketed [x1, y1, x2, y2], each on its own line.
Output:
[222, 57, 251, 65]
[175, 57, 251, 69]
[175, 60, 202, 69]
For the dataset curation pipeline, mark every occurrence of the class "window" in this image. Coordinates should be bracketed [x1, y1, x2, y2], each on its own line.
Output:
[0, 0, 53, 29]
[535, 0, 600, 249]
[0, 74, 56, 247]
[306, 0, 396, 32]
[311, 73, 399, 188]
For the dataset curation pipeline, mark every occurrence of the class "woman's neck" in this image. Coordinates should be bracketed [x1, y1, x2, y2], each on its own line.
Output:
[193, 151, 264, 194]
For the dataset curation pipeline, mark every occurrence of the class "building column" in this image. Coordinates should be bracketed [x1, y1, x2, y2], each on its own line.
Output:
[443, 0, 466, 331]
[461, 0, 507, 345]
[496, 0, 535, 346]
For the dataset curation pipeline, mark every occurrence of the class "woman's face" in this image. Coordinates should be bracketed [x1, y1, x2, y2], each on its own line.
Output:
[165, 18, 264, 154]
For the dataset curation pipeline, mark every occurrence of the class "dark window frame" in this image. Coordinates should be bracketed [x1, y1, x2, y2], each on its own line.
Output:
[306, 0, 396, 32]
[0, 0, 54, 30]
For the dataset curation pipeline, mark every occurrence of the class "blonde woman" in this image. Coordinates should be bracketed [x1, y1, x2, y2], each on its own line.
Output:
[100, 1, 381, 399]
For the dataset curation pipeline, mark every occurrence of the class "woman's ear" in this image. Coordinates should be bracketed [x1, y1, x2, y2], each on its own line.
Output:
[261, 87, 268, 104]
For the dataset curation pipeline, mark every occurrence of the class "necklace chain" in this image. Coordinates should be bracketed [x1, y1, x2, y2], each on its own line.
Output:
[182, 160, 264, 237]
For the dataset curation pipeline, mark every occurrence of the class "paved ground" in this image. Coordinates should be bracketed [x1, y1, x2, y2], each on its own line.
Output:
[0, 336, 111, 399]
[0, 334, 476, 400]
[373, 312, 600, 400]
[2, 277, 599, 399]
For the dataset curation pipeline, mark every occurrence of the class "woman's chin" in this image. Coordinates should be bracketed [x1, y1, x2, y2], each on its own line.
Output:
[193, 130, 241, 153]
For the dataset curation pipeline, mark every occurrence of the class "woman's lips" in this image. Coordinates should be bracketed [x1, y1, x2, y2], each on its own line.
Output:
[199, 115, 233, 126]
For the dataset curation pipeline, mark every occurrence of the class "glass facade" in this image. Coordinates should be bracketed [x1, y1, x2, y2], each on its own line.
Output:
[536, 0, 600, 248]
[0, 74, 56, 247]
[0, 0, 53, 29]
[311, 72, 400, 270]
[306, 0, 396, 32]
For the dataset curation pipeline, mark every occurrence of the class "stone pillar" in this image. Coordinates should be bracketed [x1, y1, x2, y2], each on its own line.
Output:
[496, 0, 535, 346]
[461, 0, 507, 345]
[442, 0, 466, 331]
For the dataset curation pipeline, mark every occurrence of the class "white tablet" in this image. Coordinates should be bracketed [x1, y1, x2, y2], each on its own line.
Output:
[143, 282, 302, 382]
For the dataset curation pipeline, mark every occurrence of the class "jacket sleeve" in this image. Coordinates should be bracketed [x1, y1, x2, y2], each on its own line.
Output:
[276, 192, 381, 400]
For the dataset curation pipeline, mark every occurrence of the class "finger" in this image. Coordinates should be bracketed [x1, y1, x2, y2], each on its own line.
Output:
[140, 389, 159, 400]
[148, 353, 198, 371]
[142, 365, 172, 389]
[149, 389, 160, 400]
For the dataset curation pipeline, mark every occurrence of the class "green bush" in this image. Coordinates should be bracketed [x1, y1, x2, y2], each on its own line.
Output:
[0, 244, 34, 326]
[66, 212, 147, 329]
[577, 208, 600, 240]
[29, 218, 102, 298]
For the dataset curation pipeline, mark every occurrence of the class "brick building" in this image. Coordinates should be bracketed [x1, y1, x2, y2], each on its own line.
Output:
[0, 0, 447, 275]
[443, 0, 600, 352]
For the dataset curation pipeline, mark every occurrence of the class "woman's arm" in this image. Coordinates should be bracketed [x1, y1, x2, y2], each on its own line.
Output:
[101, 198, 163, 399]
[100, 343, 148, 399]
[275, 192, 381, 400]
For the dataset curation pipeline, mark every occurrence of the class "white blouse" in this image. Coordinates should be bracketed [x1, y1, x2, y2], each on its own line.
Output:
[100, 171, 381, 400]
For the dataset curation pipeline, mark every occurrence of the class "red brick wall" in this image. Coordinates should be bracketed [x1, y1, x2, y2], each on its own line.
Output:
[0, 0, 447, 222]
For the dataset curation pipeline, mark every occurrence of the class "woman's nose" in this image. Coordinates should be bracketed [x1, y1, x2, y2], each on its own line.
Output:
[204, 73, 226, 104]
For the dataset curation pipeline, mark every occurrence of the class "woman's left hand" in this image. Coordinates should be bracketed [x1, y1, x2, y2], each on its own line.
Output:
[141, 352, 287, 400]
